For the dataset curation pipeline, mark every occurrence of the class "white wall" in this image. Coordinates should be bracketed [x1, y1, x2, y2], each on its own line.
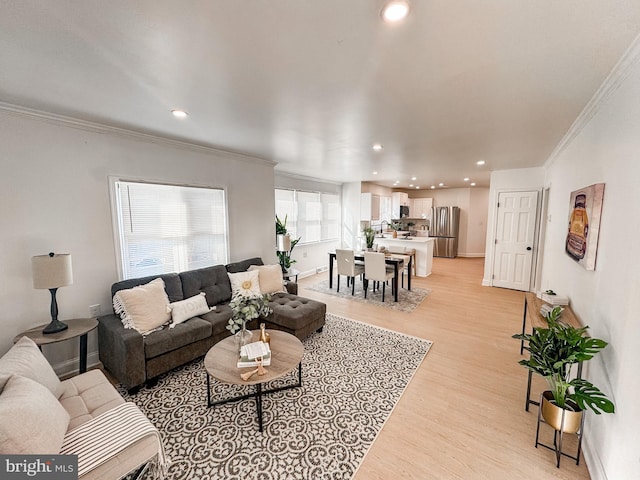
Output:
[405, 187, 490, 257]
[361, 182, 393, 196]
[0, 109, 277, 374]
[538, 50, 640, 480]
[466, 188, 490, 256]
[342, 182, 362, 250]
[482, 168, 545, 285]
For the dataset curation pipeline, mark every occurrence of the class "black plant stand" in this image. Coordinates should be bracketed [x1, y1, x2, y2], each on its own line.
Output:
[534, 393, 585, 468]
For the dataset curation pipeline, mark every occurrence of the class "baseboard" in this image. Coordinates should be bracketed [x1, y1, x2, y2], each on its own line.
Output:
[457, 253, 485, 258]
[298, 268, 323, 279]
[53, 351, 102, 379]
[582, 438, 607, 480]
[481, 278, 492, 286]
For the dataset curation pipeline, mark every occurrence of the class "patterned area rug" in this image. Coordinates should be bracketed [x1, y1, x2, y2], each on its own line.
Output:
[306, 279, 430, 312]
[120, 314, 432, 480]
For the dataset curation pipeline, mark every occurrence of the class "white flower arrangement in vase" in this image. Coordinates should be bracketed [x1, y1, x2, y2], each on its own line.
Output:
[226, 293, 273, 349]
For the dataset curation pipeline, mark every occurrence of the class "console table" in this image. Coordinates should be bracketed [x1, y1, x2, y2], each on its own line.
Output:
[519, 293, 582, 411]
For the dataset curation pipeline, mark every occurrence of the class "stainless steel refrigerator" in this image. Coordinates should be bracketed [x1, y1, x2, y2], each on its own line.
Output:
[431, 206, 460, 258]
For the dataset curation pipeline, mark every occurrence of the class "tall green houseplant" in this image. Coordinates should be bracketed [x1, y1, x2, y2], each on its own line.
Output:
[513, 307, 615, 415]
[275, 214, 300, 273]
[363, 227, 376, 249]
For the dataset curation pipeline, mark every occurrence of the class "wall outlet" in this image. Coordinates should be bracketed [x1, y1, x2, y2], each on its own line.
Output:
[303, 251, 307, 258]
[89, 304, 101, 317]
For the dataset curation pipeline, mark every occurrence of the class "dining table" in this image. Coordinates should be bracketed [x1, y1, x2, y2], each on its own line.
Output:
[328, 251, 412, 302]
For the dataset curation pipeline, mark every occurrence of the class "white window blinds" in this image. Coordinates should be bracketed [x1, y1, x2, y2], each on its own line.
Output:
[275, 188, 339, 244]
[114, 181, 228, 279]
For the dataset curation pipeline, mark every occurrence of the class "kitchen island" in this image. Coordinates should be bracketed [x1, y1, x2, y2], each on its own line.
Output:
[375, 236, 434, 277]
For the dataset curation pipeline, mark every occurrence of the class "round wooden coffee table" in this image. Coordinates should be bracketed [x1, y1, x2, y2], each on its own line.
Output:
[204, 329, 304, 432]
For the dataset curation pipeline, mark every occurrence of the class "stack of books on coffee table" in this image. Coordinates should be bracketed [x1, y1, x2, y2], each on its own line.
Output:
[238, 341, 271, 368]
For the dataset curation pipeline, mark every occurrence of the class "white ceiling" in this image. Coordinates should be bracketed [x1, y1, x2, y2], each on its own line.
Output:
[2, 1, 639, 189]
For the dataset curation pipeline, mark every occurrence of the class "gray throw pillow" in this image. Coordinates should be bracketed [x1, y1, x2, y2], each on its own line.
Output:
[0, 375, 70, 454]
[0, 336, 63, 398]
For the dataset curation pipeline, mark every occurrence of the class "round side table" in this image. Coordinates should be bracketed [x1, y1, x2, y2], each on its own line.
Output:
[14, 318, 98, 374]
[283, 268, 300, 283]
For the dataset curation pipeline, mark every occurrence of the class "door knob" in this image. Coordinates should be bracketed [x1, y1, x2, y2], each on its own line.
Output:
[526, 247, 532, 251]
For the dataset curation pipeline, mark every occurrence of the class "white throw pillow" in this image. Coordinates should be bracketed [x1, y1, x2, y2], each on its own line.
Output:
[168, 292, 214, 327]
[0, 375, 70, 454]
[0, 336, 63, 398]
[248, 264, 286, 294]
[113, 278, 171, 335]
[228, 270, 261, 297]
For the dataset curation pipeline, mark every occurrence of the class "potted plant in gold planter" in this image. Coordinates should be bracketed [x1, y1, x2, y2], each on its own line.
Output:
[513, 306, 615, 428]
[513, 307, 614, 466]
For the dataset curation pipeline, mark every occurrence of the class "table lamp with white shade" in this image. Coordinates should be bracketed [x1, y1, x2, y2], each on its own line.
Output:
[276, 233, 292, 273]
[32, 252, 73, 334]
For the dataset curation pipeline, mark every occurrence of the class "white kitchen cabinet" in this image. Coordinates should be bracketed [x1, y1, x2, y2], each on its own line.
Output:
[379, 195, 392, 222]
[391, 192, 409, 217]
[412, 198, 433, 219]
[393, 192, 409, 205]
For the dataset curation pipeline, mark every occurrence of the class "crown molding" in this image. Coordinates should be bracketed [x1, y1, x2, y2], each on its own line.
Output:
[0, 101, 276, 167]
[545, 33, 640, 168]
[274, 170, 342, 186]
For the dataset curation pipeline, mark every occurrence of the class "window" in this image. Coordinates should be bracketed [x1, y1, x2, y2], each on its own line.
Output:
[275, 188, 339, 244]
[113, 180, 228, 279]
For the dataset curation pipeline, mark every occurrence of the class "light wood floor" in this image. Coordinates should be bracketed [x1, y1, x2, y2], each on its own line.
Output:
[297, 257, 591, 480]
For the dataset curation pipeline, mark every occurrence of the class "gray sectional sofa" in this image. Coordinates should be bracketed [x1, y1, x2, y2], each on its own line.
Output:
[98, 257, 326, 391]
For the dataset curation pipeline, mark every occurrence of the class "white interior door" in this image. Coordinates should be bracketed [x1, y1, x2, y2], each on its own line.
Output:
[492, 191, 539, 291]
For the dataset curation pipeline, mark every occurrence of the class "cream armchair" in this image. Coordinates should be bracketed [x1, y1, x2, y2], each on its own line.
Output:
[0, 336, 167, 479]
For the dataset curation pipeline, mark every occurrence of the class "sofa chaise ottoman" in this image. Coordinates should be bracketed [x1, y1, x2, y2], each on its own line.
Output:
[98, 257, 326, 391]
[0, 336, 166, 479]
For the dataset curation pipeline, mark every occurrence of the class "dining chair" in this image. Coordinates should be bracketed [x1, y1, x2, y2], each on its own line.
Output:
[386, 246, 412, 288]
[405, 248, 417, 276]
[363, 252, 395, 302]
[335, 249, 365, 295]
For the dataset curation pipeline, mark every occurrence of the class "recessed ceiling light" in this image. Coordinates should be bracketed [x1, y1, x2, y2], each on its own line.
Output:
[439, 182, 444, 187]
[470, 182, 476, 186]
[381, 0, 410, 23]
[476, 160, 485, 166]
[463, 178, 469, 182]
[411, 176, 417, 181]
[373, 144, 383, 151]
[415, 186, 420, 189]
[171, 109, 188, 118]
[373, 171, 378, 175]
[430, 185, 435, 189]
[409, 184, 414, 187]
